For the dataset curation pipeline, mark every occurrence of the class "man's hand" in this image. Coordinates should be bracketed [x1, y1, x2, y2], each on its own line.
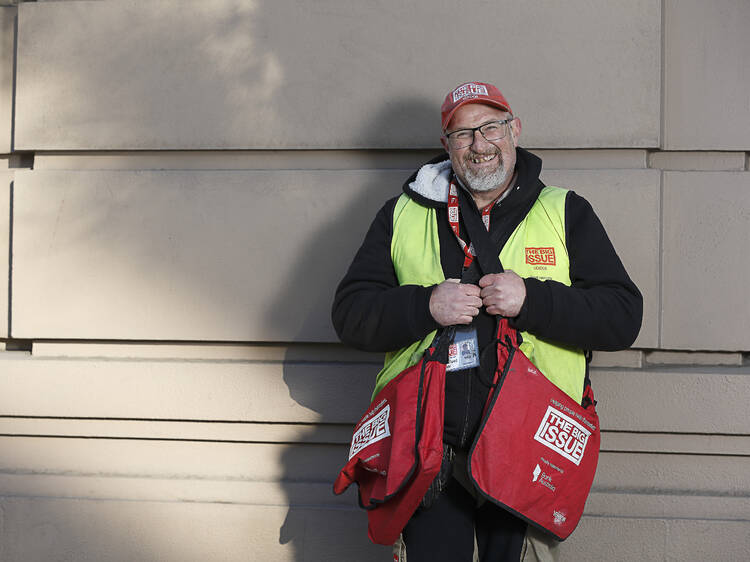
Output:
[479, 271, 526, 317]
[429, 279, 482, 326]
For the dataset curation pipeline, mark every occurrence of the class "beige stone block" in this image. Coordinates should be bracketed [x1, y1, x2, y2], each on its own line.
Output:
[0, 172, 8, 337]
[646, 350, 743, 366]
[532, 150, 647, 170]
[661, 172, 750, 350]
[649, 151, 747, 171]
[584, 492, 750, 522]
[594, 366, 750, 434]
[601, 432, 750, 456]
[0, 355, 378, 423]
[562, 518, 750, 562]
[17, 0, 660, 150]
[0, 473, 351, 509]
[664, 519, 750, 562]
[0, 497, 388, 562]
[3, 436, 747, 503]
[1, 493, 746, 562]
[0, 436, 343, 483]
[3, 471, 749, 523]
[589, 350, 643, 369]
[542, 169, 660, 347]
[664, 0, 750, 149]
[594, 452, 749, 496]
[0, 7, 13, 153]
[6, 354, 748, 434]
[12, 169, 405, 341]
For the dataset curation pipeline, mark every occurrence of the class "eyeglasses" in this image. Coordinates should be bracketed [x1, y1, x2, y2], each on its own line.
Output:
[444, 118, 515, 150]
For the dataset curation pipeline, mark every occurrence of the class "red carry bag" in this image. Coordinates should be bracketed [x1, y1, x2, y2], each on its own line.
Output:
[333, 332, 449, 545]
[468, 318, 600, 540]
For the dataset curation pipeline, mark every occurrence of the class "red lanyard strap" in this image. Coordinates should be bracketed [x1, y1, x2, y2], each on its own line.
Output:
[447, 181, 493, 268]
[456, 185, 505, 276]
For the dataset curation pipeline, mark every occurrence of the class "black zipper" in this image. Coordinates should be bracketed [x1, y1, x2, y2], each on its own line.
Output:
[459, 369, 472, 448]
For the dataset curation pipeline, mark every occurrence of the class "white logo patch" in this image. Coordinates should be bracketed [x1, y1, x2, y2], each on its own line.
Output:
[452, 83, 488, 103]
[553, 510, 567, 525]
[533, 406, 591, 466]
[349, 404, 391, 460]
[532, 464, 541, 482]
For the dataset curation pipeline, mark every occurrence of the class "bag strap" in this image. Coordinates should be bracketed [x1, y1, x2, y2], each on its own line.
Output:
[457, 186, 518, 346]
[457, 187, 505, 278]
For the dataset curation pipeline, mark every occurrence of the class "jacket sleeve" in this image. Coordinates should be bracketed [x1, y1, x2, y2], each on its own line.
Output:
[510, 191, 643, 351]
[331, 198, 441, 352]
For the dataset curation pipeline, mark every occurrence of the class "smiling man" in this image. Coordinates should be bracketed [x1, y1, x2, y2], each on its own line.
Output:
[332, 82, 642, 561]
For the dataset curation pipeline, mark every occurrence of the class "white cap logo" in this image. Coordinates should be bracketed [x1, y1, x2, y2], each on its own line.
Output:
[452, 83, 489, 103]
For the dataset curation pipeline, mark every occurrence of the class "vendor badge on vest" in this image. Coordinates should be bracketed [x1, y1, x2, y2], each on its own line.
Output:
[446, 326, 480, 372]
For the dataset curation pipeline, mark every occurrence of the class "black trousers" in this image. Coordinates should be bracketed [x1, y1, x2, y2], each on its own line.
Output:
[402, 476, 526, 562]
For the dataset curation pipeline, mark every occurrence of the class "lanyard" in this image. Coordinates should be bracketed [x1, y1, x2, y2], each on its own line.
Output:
[447, 180, 494, 268]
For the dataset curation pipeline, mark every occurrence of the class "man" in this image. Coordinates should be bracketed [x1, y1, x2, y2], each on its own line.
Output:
[332, 82, 642, 561]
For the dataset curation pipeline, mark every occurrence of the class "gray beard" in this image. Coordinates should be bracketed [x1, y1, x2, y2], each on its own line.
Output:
[463, 164, 510, 193]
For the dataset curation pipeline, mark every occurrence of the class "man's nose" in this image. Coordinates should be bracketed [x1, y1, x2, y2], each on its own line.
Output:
[471, 128, 492, 149]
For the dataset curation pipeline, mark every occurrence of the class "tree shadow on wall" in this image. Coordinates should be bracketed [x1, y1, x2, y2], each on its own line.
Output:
[271, 98, 443, 561]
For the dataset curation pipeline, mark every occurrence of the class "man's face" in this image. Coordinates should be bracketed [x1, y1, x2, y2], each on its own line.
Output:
[441, 103, 521, 194]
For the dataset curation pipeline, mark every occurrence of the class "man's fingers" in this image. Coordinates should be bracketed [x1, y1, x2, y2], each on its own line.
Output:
[463, 284, 481, 297]
[478, 274, 500, 288]
[479, 286, 497, 298]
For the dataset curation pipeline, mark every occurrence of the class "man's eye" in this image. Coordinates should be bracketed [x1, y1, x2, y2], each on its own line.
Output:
[482, 124, 500, 133]
[454, 130, 472, 140]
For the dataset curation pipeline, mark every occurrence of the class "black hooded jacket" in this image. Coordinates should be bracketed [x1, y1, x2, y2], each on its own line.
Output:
[332, 148, 642, 448]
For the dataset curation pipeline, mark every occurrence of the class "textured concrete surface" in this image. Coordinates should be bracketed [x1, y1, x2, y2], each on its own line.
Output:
[0, 497, 389, 562]
[11, 169, 403, 341]
[0, 7, 14, 153]
[3, 354, 747, 433]
[664, 0, 750, 149]
[649, 151, 747, 171]
[16, 0, 660, 149]
[661, 171, 750, 350]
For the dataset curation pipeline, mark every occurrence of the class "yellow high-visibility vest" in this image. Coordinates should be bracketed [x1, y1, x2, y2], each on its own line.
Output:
[373, 186, 586, 403]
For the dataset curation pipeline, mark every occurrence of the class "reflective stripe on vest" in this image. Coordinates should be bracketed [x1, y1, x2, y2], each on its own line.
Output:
[372, 186, 586, 403]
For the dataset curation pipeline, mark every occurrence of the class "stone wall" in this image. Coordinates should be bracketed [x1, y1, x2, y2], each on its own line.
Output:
[1, 1, 748, 560]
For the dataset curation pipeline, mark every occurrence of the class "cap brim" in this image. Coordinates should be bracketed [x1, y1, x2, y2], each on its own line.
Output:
[442, 99, 511, 132]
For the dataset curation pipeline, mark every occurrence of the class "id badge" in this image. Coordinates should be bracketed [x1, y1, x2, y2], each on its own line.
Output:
[446, 326, 480, 372]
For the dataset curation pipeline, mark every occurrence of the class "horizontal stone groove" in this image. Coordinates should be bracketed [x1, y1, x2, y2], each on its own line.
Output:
[1, 418, 748, 456]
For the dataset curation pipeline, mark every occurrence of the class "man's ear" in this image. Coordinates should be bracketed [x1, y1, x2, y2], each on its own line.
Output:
[510, 118, 522, 147]
[440, 136, 449, 151]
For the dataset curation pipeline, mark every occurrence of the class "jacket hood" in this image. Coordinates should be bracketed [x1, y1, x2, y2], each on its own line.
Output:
[402, 147, 543, 208]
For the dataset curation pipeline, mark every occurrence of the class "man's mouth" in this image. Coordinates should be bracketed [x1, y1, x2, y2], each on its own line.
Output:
[469, 153, 497, 164]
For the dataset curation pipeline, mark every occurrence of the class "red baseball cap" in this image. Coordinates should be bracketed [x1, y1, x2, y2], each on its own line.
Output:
[441, 82, 512, 131]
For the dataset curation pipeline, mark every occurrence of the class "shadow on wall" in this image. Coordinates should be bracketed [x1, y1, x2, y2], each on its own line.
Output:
[10, 3, 443, 560]
[273, 99, 441, 561]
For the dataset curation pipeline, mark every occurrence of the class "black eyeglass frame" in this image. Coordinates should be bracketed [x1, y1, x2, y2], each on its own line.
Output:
[443, 117, 516, 149]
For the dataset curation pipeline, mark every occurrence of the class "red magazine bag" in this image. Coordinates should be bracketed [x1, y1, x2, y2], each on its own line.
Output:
[457, 187, 600, 540]
[332, 332, 450, 545]
[468, 318, 600, 540]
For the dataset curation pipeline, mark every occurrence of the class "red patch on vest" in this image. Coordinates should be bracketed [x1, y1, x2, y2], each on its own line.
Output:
[525, 247, 556, 266]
